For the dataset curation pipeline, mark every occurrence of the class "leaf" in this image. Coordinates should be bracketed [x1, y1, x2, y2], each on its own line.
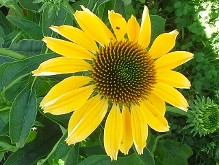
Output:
[0, 48, 25, 60]
[0, 10, 14, 36]
[9, 80, 37, 148]
[42, 5, 74, 36]
[9, 39, 43, 56]
[0, 53, 56, 92]
[7, 15, 43, 40]
[155, 140, 193, 165]
[78, 154, 144, 165]
[38, 132, 72, 165]
[4, 117, 62, 165]
[150, 15, 166, 43]
[19, 0, 41, 11]
[64, 144, 79, 165]
[137, 148, 155, 165]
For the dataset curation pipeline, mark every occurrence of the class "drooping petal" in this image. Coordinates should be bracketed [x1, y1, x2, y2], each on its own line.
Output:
[127, 15, 140, 42]
[42, 37, 94, 59]
[40, 76, 91, 107]
[74, 6, 115, 45]
[140, 100, 169, 132]
[149, 30, 179, 59]
[104, 104, 122, 160]
[66, 95, 108, 144]
[147, 92, 166, 115]
[153, 83, 188, 111]
[32, 57, 91, 76]
[50, 25, 98, 53]
[155, 51, 194, 70]
[120, 106, 133, 155]
[108, 10, 127, 41]
[43, 85, 94, 115]
[131, 105, 148, 154]
[138, 6, 151, 48]
[156, 70, 191, 89]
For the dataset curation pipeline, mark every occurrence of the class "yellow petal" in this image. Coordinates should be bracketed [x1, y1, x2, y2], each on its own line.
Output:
[127, 15, 140, 42]
[149, 30, 179, 59]
[131, 105, 148, 154]
[153, 83, 188, 111]
[32, 57, 91, 76]
[43, 85, 94, 115]
[138, 6, 151, 48]
[147, 92, 166, 115]
[66, 95, 108, 144]
[74, 6, 115, 45]
[157, 70, 191, 89]
[140, 100, 169, 132]
[50, 25, 98, 53]
[104, 104, 122, 160]
[40, 76, 91, 107]
[108, 10, 127, 41]
[42, 37, 94, 59]
[120, 106, 133, 155]
[155, 51, 194, 70]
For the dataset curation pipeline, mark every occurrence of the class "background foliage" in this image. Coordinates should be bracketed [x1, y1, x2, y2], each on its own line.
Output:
[0, 0, 218, 164]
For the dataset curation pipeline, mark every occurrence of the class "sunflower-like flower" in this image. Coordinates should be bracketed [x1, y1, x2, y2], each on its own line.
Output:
[33, 6, 193, 160]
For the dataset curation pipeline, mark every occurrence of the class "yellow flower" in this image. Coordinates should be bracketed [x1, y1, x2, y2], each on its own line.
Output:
[33, 6, 193, 160]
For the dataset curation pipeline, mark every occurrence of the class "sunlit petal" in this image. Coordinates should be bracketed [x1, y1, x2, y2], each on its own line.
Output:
[127, 15, 140, 42]
[104, 105, 122, 160]
[149, 30, 179, 59]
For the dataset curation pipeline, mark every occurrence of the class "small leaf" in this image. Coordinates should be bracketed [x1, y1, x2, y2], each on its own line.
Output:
[7, 15, 43, 40]
[0, 10, 14, 36]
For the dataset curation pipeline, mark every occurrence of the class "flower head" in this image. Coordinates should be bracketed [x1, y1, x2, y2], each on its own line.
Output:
[186, 96, 219, 136]
[33, 6, 193, 160]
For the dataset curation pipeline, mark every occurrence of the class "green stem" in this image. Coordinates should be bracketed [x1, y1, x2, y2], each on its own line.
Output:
[0, 48, 26, 60]
[151, 133, 170, 155]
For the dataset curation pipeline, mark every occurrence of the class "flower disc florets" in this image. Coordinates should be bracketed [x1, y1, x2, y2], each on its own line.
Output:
[92, 41, 156, 105]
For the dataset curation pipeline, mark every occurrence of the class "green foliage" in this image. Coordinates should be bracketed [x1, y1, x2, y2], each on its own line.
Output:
[0, 0, 218, 164]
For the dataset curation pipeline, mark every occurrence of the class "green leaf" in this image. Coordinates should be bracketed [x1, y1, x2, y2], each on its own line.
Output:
[7, 15, 43, 40]
[78, 154, 144, 165]
[19, 0, 41, 11]
[38, 132, 72, 164]
[0, 48, 25, 60]
[0, 53, 56, 92]
[137, 148, 155, 165]
[42, 5, 74, 36]
[64, 144, 79, 165]
[9, 80, 37, 148]
[9, 39, 43, 56]
[4, 117, 62, 165]
[150, 15, 166, 42]
[155, 140, 193, 165]
[0, 10, 14, 36]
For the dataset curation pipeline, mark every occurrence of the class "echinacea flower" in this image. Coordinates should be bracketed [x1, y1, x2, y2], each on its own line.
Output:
[33, 6, 193, 160]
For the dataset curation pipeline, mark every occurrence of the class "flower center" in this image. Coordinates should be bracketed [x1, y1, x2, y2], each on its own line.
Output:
[92, 41, 156, 105]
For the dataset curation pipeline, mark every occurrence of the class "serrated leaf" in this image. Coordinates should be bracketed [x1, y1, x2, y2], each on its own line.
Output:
[7, 15, 43, 40]
[4, 118, 62, 165]
[9, 81, 37, 148]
